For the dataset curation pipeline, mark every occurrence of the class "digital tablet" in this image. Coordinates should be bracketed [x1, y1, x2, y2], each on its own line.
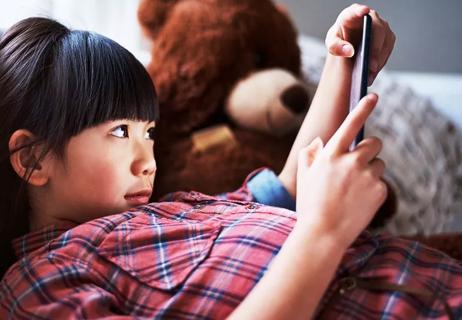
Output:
[349, 14, 372, 149]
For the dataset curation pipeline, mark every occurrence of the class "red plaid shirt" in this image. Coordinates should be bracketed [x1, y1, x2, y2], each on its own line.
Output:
[1, 172, 462, 319]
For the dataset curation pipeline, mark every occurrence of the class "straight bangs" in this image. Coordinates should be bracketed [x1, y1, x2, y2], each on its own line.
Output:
[44, 31, 159, 146]
[0, 17, 160, 278]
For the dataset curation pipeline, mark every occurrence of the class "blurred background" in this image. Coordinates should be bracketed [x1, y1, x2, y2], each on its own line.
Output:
[1, 0, 461, 72]
[279, 0, 462, 74]
[0, 0, 145, 58]
[0, 0, 461, 128]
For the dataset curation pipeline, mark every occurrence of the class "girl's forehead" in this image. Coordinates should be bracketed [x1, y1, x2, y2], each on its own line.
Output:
[104, 119, 156, 126]
[80, 120, 156, 135]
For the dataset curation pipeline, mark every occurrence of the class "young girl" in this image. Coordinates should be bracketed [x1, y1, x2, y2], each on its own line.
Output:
[0, 16, 159, 275]
[1, 5, 461, 319]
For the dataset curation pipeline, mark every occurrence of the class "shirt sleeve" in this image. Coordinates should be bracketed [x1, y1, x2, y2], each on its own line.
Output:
[247, 168, 296, 210]
[217, 168, 295, 210]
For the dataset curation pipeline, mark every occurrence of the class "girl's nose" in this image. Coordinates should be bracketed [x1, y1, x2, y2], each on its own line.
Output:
[131, 144, 156, 177]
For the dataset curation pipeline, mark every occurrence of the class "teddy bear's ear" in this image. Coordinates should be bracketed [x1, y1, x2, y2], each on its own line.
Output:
[275, 3, 290, 17]
[138, 0, 184, 39]
[274, 3, 299, 34]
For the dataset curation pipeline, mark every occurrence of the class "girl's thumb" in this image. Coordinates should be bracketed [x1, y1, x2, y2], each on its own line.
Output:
[306, 137, 324, 167]
[329, 39, 354, 58]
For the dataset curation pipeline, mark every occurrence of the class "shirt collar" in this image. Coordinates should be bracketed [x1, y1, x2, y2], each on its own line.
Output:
[12, 223, 75, 259]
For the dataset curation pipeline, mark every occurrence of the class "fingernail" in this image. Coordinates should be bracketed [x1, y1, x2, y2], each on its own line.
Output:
[342, 44, 354, 56]
[309, 137, 318, 148]
[312, 136, 324, 148]
[367, 93, 378, 101]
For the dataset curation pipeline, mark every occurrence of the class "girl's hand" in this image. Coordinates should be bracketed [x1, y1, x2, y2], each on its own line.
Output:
[325, 4, 396, 85]
[296, 93, 387, 249]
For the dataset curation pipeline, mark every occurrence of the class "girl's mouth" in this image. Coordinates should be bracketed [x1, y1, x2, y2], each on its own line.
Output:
[124, 190, 152, 205]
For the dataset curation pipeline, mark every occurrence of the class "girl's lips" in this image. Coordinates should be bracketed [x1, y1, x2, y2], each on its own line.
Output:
[125, 195, 150, 206]
[124, 190, 152, 205]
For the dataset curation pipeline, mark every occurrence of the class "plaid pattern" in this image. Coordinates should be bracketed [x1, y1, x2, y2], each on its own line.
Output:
[1, 177, 462, 319]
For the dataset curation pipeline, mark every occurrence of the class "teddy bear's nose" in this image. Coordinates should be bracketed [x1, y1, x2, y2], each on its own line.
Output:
[280, 84, 310, 114]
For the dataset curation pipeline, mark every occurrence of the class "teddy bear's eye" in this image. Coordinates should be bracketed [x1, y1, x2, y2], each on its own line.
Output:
[254, 51, 267, 69]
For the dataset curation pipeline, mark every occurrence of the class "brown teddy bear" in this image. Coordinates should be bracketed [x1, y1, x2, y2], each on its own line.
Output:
[137, 0, 396, 227]
[138, 0, 312, 194]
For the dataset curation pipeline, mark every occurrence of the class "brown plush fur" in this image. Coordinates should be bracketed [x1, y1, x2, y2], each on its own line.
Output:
[156, 128, 294, 196]
[141, 0, 301, 135]
[138, 0, 301, 199]
[138, 0, 462, 263]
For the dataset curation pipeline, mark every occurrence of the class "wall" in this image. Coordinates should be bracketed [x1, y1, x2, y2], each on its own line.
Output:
[278, 0, 462, 73]
[0, 0, 146, 58]
[1, 1, 461, 73]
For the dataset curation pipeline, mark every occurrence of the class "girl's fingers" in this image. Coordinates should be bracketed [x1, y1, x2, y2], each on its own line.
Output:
[378, 28, 396, 72]
[325, 24, 354, 57]
[326, 4, 370, 57]
[336, 3, 370, 30]
[354, 137, 383, 163]
[307, 137, 324, 167]
[325, 93, 378, 155]
[368, 11, 395, 84]
[326, 36, 354, 57]
[369, 10, 386, 74]
[368, 157, 386, 178]
[299, 137, 324, 168]
[374, 179, 389, 203]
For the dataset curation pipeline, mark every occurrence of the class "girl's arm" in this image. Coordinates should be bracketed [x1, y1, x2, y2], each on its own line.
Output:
[229, 4, 395, 319]
[279, 4, 395, 197]
[229, 93, 386, 320]
[229, 218, 344, 320]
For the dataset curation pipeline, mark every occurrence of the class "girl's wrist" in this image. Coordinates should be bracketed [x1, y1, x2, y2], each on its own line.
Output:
[278, 167, 296, 199]
[292, 218, 349, 255]
[325, 52, 354, 73]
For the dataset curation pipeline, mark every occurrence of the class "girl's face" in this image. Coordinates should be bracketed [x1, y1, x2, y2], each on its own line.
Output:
[38, 119, 156, 225]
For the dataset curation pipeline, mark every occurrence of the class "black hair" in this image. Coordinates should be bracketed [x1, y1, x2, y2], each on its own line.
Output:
[0, 17, 159, 278]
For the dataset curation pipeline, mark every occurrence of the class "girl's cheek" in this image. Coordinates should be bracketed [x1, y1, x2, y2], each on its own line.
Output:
[91, 165, 120, 188]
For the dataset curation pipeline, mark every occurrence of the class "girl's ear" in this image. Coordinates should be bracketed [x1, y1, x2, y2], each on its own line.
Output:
[8, 129, 51, 186]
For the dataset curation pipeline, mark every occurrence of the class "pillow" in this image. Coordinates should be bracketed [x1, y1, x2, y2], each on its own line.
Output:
[299, 35, 462, 235]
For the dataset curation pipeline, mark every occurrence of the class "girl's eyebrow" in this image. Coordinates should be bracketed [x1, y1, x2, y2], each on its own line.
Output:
[103, 120, 155, 129]
[105, 120, 126, 128]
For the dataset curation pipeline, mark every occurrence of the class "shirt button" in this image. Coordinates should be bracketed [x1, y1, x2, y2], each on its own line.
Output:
[247, 203, 259, 210]
[190, 191, 201, 200]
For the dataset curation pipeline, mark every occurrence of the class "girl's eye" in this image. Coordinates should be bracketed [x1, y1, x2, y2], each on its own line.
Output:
[145, 127, 156, 140]
[110, 125, 129, 138]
